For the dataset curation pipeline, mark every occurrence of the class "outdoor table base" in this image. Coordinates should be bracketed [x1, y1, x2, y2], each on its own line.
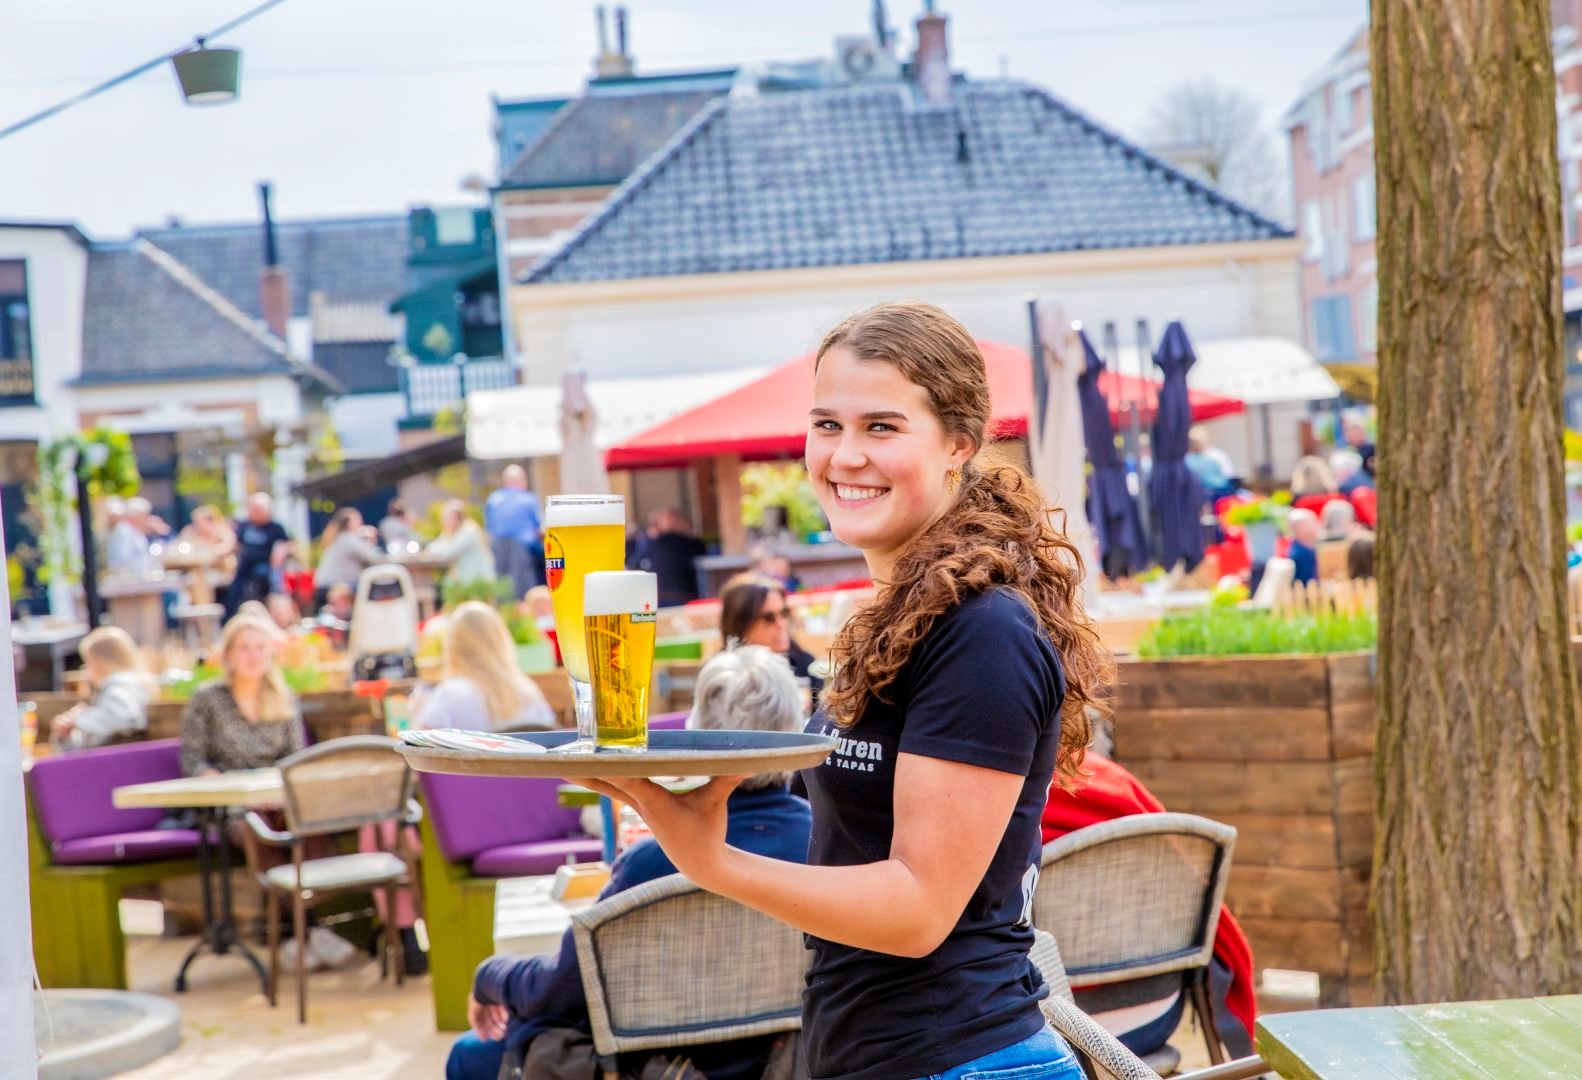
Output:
[174, 806, 269, 995]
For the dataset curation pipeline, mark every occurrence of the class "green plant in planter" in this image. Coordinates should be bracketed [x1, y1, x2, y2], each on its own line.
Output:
[440, 575, 515, 609]
[1222, 489, 1293, 528]
[1135, 606, 1377, 658]
[163, 663, 325, 701]
[741, 462, 827, 538]
[502, 608, 543, 645]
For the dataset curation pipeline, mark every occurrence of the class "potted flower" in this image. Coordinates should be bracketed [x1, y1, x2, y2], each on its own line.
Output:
[1223, 490, 1292, 564]
[504, 608, 554, 674]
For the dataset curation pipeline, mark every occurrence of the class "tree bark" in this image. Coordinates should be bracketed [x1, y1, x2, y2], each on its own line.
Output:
[1372, 0, 1582, 1002]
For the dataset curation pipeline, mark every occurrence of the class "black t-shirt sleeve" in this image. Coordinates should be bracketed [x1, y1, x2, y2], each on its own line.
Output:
[897, 591, 1063, 777]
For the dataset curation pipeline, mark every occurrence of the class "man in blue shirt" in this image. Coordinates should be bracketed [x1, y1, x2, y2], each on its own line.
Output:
[446, 647, 813, 1080]
[484, 465, 543, 598]
[1286, 508, 1321, 585]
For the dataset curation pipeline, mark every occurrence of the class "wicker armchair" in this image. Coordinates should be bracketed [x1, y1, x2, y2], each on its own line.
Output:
[241, 736, 421, 1023]
[570, 874, 805, 1080]
[1031, 930, 1267, 1080]
[1035, 813, 1239, 1066]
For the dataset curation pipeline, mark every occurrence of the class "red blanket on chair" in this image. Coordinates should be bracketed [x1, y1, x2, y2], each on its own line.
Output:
[1040, 756, 1257, 1045]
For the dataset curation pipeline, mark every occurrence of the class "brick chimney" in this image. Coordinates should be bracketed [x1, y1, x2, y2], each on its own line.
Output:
[594, 5, 634, 79]
[914, 1, 951, 105]
[257, 182, 290, 342]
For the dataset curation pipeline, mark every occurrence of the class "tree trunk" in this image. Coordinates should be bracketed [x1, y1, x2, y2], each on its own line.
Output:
[1372, 0, 1582, 1002]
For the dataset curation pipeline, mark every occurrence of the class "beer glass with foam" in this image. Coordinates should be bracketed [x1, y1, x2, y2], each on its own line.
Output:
[544, 495, 626, 746]
[583, 571, 657, 752]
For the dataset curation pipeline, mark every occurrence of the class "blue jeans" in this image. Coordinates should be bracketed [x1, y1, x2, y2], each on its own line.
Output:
[918, 1025, 1084, 1080]
[446, 1033, 506, 1080]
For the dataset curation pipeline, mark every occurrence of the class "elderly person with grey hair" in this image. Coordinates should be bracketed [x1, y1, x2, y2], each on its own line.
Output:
[1330, 448, 1373, 496]
[450, 645, 812, 1080]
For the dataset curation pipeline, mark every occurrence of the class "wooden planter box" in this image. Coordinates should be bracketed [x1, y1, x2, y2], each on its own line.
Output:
[1111, 651, 1376, 1007]
[147, 689, 384, 743]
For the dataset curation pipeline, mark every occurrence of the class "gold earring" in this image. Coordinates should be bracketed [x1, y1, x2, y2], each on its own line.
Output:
[947, 468, 962, 491]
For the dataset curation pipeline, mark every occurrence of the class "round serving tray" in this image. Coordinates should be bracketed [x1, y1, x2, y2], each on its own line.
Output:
[397, 728, 838, 779]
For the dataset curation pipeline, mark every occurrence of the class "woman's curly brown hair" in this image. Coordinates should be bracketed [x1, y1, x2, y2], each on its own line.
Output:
[816, 302, 1113, 787]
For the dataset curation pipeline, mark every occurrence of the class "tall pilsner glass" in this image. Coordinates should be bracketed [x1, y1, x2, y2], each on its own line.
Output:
[583, 571, 658, 752]
[544, 495, 627, 747]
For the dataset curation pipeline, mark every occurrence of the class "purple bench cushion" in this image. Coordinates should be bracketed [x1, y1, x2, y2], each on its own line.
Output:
[470, 837, 605, 878]
[51, 829, 202, 866]
[650, 711, 689, 731]
[29, 739, 186, 845]
[419, 772, 585, 863]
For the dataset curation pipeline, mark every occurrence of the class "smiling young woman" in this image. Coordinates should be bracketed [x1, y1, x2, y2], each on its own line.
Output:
[583, 302, 1112, 1080]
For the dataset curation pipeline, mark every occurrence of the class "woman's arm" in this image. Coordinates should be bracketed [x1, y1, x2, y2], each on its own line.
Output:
[180, 691, 214, 776]
[352, 534, 385, 566]
[586, 752, 1023, 958]
[286, 705, 307, 756]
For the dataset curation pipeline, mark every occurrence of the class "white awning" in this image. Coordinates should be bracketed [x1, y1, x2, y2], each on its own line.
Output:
[466, 369, 767, 460]
[1112, 337, 1340, 406]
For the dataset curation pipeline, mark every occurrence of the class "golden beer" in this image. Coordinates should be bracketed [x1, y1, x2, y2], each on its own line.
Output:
[544, 497, 627, 684]
[583, 571, 658, 751]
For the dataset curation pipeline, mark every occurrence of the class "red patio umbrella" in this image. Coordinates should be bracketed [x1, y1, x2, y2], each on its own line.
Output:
[604, 341, 1243, 469]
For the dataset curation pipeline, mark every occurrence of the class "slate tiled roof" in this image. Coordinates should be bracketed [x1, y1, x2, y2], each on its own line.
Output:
[134, 214, 407, 322]
[77, 240, 337, 389]
[498, 86, 725, 190]
[525, 81, 1292, 285]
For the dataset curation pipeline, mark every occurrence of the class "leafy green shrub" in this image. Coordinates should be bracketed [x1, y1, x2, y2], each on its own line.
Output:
[740, 462, 827, 539]
[502, 608, 543, 645]
[1135, 606, 1376, 659]
[162, 664, 325, 701]
[1222, 490, 1293, 527]
[440, 575, 515, 609]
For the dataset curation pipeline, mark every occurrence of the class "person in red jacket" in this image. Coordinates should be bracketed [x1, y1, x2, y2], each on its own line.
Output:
[1042, 754, 1257, 1058]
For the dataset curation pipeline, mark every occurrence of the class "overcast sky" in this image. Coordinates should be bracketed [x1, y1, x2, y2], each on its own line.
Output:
[0, 1, 1364, 238]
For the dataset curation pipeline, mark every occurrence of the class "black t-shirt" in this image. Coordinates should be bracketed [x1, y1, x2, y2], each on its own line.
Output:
[798, 589, 1067, 1080]
[233, 519, 288, 580]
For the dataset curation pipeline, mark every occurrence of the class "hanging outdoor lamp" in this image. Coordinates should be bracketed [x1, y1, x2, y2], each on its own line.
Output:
[171, 39, 242, 104]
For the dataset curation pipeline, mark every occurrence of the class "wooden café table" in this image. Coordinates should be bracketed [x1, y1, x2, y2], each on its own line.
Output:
[1256, 995, 1582, 1078]
[113, 769, 283, 993]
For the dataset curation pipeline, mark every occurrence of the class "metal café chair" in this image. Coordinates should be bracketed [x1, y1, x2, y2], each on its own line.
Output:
[1035, 813, 1242, 1069]
[241, 735, 421, 1023]
[571, 874, 805, 1080]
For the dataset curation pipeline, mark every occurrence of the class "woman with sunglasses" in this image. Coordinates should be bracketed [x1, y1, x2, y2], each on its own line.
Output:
[585, 303, 1110, 1079]
[718, 573, 822, 708]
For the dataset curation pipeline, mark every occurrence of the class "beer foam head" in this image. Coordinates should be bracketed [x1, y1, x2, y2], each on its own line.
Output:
[545, 494, 625, 528]
[584, 571, 658, 616]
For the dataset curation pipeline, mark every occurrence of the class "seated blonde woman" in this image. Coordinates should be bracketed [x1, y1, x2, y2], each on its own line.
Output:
[413, 601, 554, 732]
[51, 627, 155, 750]
[180, 613, 305, 776]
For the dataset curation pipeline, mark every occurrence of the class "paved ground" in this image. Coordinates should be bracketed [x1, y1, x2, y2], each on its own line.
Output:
[104, 917, 1238, 1078]
[115, 930, 452, 1080]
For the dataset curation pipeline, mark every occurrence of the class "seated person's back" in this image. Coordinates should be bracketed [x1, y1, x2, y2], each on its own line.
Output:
[1042, 754, 1256, 1060]
[450, 646, 813, 1080]
[51, 626, 154, 750]
[414, 601, 554, 732]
